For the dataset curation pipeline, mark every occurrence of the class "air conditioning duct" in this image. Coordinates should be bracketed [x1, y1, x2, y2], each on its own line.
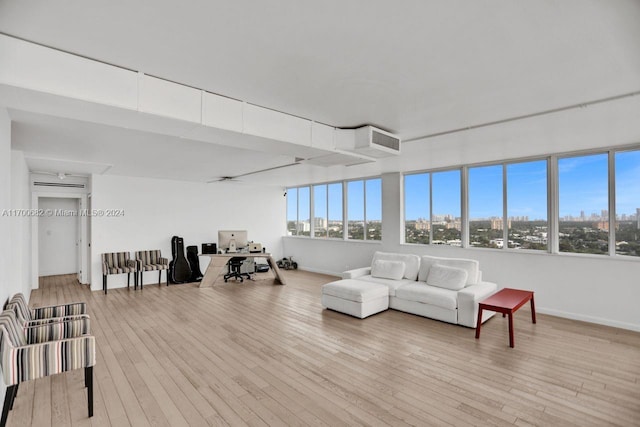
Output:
[336, 126, 401, 158]
[33, 181, 86, 189]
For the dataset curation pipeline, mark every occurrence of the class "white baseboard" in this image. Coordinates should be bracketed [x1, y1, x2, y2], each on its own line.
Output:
[536, 307, 640, 332]
[39, 270, 76, 277]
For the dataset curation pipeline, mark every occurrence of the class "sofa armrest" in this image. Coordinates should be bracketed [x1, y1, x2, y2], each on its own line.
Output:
[457, 281, 498, 328]
[342, 267, 371, 279]
[159, 257, 169, 265]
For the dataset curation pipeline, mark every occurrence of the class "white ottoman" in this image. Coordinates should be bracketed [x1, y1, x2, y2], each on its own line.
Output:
[321, 279, 389, 318]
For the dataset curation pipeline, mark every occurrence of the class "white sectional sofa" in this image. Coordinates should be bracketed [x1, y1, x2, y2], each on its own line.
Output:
[323, 251, 498, 327]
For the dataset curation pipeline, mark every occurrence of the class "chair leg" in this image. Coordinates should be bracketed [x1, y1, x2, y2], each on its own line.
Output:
[9, 384, 18, 410]
[103, 275, 107, 295]
[1, 384, 17, 427]
[127, 272, 130, 289]
[135, 271, 139, 290]
[139, 270, 143, 290]
[158, 270, 162, 286]
[85, 366, 94, 417]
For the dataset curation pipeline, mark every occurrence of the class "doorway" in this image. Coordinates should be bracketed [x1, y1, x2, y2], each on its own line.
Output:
[31, 193, 89, 288]
[38, 197, 79, 277]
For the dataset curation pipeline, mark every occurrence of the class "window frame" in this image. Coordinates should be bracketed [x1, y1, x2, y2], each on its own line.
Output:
[287, 143, 640, 260]
[286, 176, 382, 242]
[346, 177, 382, 241]
[403, 167, 464, 247]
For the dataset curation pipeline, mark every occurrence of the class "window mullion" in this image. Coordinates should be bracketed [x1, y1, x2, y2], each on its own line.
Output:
[429, 173, 433, 244]
[325, 185, 329, 238]
[608, 151, 616, 256]
[295, 188, 300, 237]
[310, 186, 315, 238]
[549, 156, 559, 254]
[461, 167, 469, 248]
[503, 164, 508, 250]
[343, 181, 348, 240]
[363, 180, 368, 241]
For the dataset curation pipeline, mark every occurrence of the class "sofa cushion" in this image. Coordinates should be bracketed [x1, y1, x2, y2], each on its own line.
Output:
[418, 255, 480, 285]
[395, 283, 458, 310]
[371, 259, 405, 280]
[426, 264, 468, 291]
[354, 275, 416, 296]
[372, 252, 421, 281]
[322, 279, 389, 303]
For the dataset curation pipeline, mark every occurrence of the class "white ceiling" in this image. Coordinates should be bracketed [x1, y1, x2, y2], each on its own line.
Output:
[1, 0, 640, 184]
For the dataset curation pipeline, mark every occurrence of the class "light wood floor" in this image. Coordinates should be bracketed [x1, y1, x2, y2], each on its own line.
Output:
[8, 271, 640, 426]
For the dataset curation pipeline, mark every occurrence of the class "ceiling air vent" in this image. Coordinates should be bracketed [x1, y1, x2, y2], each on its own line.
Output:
[33, 181, 86, 189]
[371, 129, 400, 152]
[337, 126, 401, 159]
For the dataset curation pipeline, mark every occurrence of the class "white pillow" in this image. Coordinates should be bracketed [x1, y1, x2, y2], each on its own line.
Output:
[426, 264, 468, 290]
[371, 260, 406, 280]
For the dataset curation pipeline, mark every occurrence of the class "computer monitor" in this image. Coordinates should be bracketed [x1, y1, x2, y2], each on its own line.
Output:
[218, 230, 248, 253]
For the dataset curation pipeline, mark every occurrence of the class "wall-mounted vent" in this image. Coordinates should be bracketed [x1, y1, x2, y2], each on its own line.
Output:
[337, 126, 401, 159]
[33, 181, 86, 189]
[371, 129, 400, 152]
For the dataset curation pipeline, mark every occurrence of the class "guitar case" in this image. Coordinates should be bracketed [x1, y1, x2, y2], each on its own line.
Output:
[186, 245, 203, 282]
[169, 236, 191, 284]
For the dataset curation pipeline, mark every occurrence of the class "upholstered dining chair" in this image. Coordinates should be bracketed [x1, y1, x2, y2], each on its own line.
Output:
[6, 293, 88, 327]
[135, 250, 169, 288]
[0, 310, 95, 426]
[102, 252, 137, 294]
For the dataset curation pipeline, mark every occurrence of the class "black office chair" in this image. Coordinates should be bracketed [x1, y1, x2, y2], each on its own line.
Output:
[224, 257, 251, 282]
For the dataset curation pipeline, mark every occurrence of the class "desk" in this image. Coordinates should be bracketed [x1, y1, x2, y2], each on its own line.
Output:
[199, 253, 286, 287]
[475, 288, 536, 348]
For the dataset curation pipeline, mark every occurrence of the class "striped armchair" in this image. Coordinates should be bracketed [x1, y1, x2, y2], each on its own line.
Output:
[6, 293, 88, 327]
[0, 310, 95, 426]
[102, 252, 137, 294]
[135, 250, 169, 288]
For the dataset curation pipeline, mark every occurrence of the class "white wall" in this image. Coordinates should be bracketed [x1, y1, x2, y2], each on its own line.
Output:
[91, 175, 285, 290]
[38, 197, 79, 276]
[10, 150, 31, 296]
[0, 108, 12, 305]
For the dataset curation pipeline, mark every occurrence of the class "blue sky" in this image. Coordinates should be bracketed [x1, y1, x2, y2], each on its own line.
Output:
[289, 151, 639, 222]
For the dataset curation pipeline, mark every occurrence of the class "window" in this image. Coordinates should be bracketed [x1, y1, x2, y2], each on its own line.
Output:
[469, 165, 503, 248]
[298, 187, 310, 237]
[558, 154, 609, 254]
[347, 180, 364, 239]
[292, 145, 638, 258]
[404, 173, 430, 244]
[615, 149, 640, 257]
[507, 160, 548, 250]
[286, 188, 298, 236]
[432, 170, 462, 245]
[328, 183, 343, 238]
[286, 186, 310, 237]
[312, 182, 343, 238]
[366, 178, 382, 240]
[287, 178, 368, 240]
[347, 178, 382, 240]
[313, 185, 327, 237]
[403, 170, 461, 246]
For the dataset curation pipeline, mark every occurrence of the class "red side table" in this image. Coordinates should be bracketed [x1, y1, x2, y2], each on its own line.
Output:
[475, 288, 536, 348]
